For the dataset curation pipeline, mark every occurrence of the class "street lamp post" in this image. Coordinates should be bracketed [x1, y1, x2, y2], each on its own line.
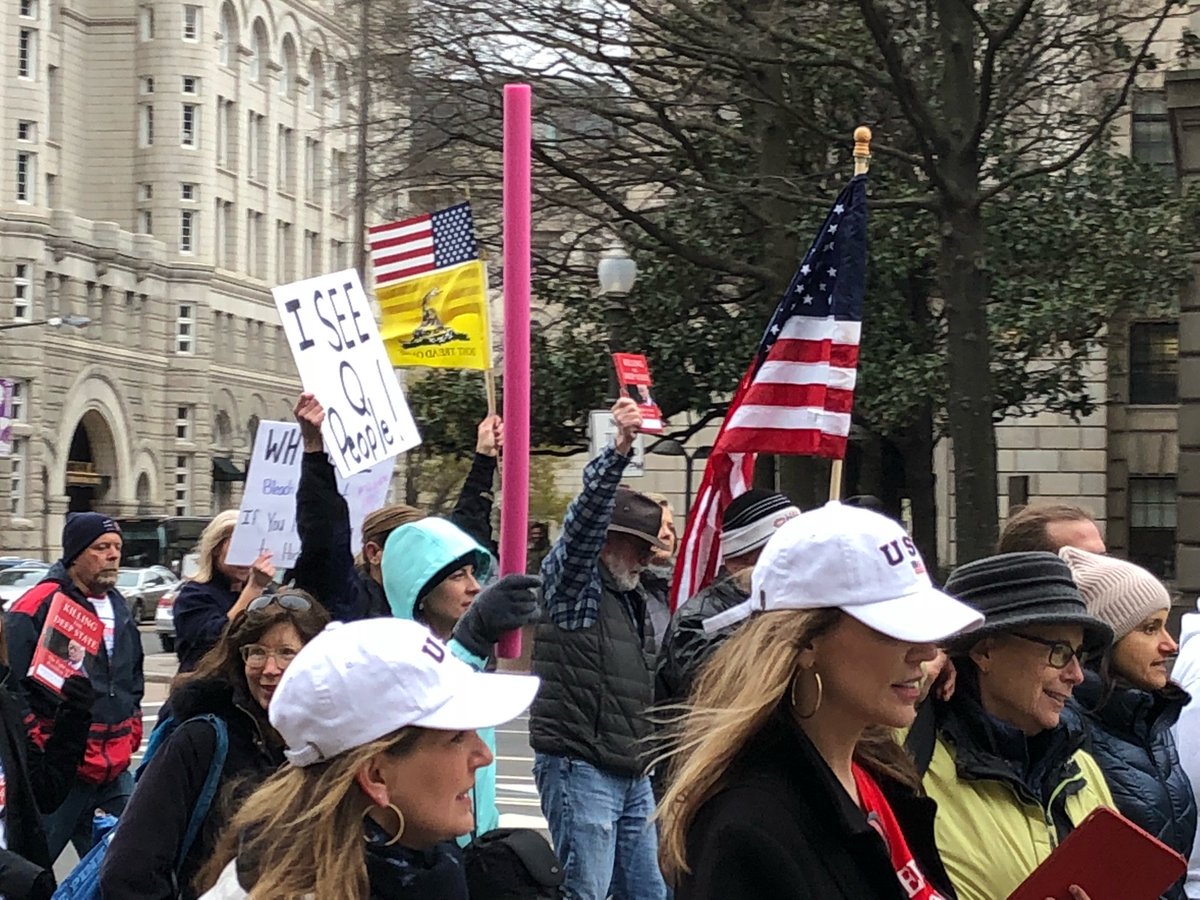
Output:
[597, 246, 638, 400]
[0, 314, 91, 333]
[648, 438, 712, 519]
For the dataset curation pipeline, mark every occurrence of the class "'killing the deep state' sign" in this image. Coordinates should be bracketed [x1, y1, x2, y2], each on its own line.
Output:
[227, 420, 395, 566]
[273, 269, 421, 479]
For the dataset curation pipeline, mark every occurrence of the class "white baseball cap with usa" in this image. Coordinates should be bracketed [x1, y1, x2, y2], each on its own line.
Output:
[704, 501, 983, 643]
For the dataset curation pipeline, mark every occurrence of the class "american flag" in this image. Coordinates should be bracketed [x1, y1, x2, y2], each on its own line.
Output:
[670, 175, 868, 609]
[368, 202, 479, 287]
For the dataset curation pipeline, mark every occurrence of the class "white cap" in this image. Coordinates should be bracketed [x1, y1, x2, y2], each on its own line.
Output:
[705, 502, 983, 642]
[270, 619, 540, 767]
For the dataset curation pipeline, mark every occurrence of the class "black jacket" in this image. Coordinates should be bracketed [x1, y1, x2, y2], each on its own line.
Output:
[6, 563, 144, 785]
[1064, 672, 1196, 899]
[0, 669, 90, 900]
[290, 450, 496, 622]
[100, 678, 285, 900]
[676, 710, 956, 900]
[655, 569, 747, 706]
[173, 572, 239, 673]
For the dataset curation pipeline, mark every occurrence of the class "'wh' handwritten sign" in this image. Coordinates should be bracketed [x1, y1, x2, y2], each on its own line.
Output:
[227, 421, 396, 566]
[274, 268, 421, 478]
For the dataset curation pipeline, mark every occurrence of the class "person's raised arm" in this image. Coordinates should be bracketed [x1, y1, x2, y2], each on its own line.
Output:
[539, 398, 640, 630]
[289, 392, 359, 620]
[449, 415, 501, 550]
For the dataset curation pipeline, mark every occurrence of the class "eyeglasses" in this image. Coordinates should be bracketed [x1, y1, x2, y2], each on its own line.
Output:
[1011, 632, 1090, 669]
[247, 593, 312, 613]
[240, 644, 299, 670]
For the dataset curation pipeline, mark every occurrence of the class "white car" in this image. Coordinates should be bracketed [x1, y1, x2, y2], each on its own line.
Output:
[0, 565, 50, 611]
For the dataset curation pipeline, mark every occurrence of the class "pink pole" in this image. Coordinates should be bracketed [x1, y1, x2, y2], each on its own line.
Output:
[497, 83, 532, 659]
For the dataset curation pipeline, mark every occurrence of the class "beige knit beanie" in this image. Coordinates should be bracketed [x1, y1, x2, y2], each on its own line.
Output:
[1058, 546, 1170, 642]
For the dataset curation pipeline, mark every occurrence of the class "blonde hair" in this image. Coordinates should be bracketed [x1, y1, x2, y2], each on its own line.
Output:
[191, 510, 240, 584]
[196, 728, 422, 899]
[655, 607, 919, 880]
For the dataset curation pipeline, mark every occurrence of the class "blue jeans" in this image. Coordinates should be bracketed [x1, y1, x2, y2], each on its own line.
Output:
[534, 752, 667, 900]
[41, 769, 134, 859]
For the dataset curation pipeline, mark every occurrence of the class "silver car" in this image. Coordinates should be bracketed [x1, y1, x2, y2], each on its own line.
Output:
[117, 567, 180, 623]
[0, 565, 50, 611]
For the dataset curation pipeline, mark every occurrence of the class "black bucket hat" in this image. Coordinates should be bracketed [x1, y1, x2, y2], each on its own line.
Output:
[942, 551, 1113, 654]
[607, 488, 668, 549]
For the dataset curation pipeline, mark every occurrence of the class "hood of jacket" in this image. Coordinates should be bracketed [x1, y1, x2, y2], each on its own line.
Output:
[381, 518, 492, 621]
[1071, 669, 1189, 742]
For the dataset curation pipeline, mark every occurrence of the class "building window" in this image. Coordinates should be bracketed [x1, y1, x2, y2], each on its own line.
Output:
[216, 97, 234, 167]
[139, 5, 154, 39]
[1129, 321, 1178, 404]
[1129, 475, 1176, 579]
[18, 29, 36, 79]
[275, 220, 293, 282]
[1132, 91, 1172, 172]
[277, 126, 294, 192]
[303, 230, 320, 275]
[246, 210, 264, 278]
[304, 138, 320, 201]
[10, 439, 26, 518]
[174, 455, 190, 515]
[139, 210, 153, 234]
[176, 405, 192, 439]
[182, 5, 201, 41]
[215, 199, 232, 268]
[13, 264, 31, 321]
[181, 104, 198, 147]
[182, 76, 199, 95]
[330, 239, 347, 269]
[19, 0, 36, 18]
[247, 112, 265, 180]
[180, 210, 195, 253]
[9, 381, 25, 424]
[138, 183, 153, 201]
[140, 75, 154, 95]
[16, 153, 34, 203]
[16, 121, 34, 142]
[140, 104, 154, 147]
[330, 149, 347, 208]
[181, 182, 196, 201]
[279, 37, 296, 98]
[250, 21, 266, 82]
[218, 3, 235, 66]
[176, 303, 194, 352]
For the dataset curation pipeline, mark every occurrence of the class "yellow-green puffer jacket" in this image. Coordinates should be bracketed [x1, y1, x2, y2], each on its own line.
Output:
[923, 733, 1114, 900]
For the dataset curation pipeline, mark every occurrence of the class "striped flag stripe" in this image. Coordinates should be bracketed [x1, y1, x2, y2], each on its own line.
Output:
[367, 216, 430, 237]
[752, 360, 858, 391]
[738, 383, 857, 414]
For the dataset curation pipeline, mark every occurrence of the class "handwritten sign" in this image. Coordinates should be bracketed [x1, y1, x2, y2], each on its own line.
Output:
[227, 421, 397, 566]
[273, 268, 421, 478]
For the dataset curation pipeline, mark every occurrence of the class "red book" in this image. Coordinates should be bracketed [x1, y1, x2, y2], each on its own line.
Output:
[27, 592, 102, 696]
[612, 353, 664, 434]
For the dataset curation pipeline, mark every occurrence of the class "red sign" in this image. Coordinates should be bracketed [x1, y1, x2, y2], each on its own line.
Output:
[612, 353, 663, 434]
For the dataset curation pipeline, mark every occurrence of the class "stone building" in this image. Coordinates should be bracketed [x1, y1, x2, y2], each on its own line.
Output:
[0, 0, 355, 558]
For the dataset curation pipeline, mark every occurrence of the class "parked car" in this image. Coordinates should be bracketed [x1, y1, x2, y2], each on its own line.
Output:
[155, 553, 199, 654]
[117, 566, 180, 623]
[0, 557, 41, 572]
[0, 565, 50, 611]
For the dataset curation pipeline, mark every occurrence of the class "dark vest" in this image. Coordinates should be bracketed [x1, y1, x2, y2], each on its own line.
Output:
[529, 567, 655, 777]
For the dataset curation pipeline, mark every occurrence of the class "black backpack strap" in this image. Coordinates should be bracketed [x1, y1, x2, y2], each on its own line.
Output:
[905, 699, 938, 777]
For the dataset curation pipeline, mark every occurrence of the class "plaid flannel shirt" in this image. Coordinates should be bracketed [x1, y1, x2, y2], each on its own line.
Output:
[539, 444, 632, 630]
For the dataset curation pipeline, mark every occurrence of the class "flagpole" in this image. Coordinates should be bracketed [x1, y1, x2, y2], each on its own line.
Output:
[829, 125, 871, 502]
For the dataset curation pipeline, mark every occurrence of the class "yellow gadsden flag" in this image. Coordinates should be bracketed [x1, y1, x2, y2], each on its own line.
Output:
[368, 203, 492, 371]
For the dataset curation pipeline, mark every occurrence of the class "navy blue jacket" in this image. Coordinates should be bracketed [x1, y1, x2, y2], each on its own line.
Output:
[173, 570, 239, 673]
[1065, 671, 1196, 899]
[290, 450, 496, 622]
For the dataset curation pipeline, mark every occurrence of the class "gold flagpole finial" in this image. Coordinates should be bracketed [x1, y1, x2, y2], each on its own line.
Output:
[853, 126, 872, 175]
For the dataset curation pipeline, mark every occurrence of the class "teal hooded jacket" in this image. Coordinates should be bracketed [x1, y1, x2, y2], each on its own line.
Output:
[381, 517, 502, 841]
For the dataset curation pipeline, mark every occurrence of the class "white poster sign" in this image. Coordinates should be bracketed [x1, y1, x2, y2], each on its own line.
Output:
[588, 409, 644, 476]
[228, 421, 396, 566]
[273, 268, 421, 478]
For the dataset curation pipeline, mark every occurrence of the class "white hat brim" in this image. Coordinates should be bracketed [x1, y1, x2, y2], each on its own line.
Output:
[842, 587, 984, 644]
[414, 670, 540, 732]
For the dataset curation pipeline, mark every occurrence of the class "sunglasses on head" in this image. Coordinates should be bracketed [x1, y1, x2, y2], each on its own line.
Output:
[248, 593, 313, 613]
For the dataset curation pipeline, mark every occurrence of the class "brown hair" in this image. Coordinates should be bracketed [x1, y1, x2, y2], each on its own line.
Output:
[654, 609, 921, 879]
[175, 588, 330, 720]
[998, 503, 1096, 554]
[195, 728, 424, 898]
[360, 504, 425, 550]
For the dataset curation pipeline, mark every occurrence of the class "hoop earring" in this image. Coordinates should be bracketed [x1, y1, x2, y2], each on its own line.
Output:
[363, 802, 406, 847]
[791, 671, 823, 719]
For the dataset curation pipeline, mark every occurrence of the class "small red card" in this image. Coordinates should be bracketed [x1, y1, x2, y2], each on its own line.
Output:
[612, 353, 664, 434]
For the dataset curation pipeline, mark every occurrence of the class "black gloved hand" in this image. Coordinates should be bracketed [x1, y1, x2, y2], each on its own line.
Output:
[452, 574, 542, 659]
[59, 676, 96, 715]
[29, 868, 55, 900]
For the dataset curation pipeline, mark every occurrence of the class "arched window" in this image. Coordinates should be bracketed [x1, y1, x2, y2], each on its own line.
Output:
[307, 51, 324, 112]
[217, 2, 237, 66]
[279, 35, 297, 98]
[250, 19, 268, 83]
[332, 64, 348, 122]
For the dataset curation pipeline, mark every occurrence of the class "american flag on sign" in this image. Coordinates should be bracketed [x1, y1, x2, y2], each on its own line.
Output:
[368, 202, 479, 286]
[670, 175, 868, 609]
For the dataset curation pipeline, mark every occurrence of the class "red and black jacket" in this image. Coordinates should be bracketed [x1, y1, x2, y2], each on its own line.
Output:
[5, 563, 144, 785]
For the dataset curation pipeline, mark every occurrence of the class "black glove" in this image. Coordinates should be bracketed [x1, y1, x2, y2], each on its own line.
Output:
[59, 676, 96, 715]
[452, 575, 542, 659]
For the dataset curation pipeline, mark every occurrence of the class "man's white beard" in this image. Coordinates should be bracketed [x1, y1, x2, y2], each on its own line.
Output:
[602, 550, 643, 591]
